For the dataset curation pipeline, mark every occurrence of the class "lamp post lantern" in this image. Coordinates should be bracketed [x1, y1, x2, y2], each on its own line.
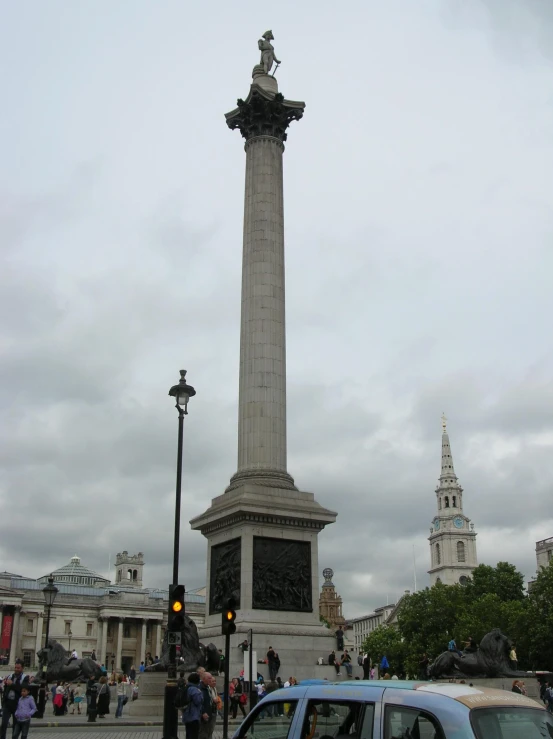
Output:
[163, 369, 195, 739]
[36, 575, 58, 718]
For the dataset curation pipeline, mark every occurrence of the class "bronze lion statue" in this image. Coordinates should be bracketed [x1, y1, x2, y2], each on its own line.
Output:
[146, 613, 220, 673]
[429, 629, 526, 679]
[36, 640, 103, 682]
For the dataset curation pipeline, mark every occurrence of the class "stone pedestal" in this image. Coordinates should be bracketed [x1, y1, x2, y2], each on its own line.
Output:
[190, 67, 337, 676]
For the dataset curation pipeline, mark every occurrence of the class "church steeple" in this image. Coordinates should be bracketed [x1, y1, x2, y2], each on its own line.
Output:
[428, 416, 478, 586]
[436, 413, 463, 513]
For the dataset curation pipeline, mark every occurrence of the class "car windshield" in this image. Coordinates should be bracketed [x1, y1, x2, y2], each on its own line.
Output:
[471, 706, 553, 739]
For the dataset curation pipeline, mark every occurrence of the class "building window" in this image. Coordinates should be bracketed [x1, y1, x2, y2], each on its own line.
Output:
[133, 569, 138, 581]
[459, 576, 468, 585]
[117, 570, 121, 583]
[86, 623, 93, 637]
[26, 619, 34, 634]
[123, 623, 132, 638]
[444, 496, 449, 508]
[22, 651, 34, 668]
[548, 551, 552, 561]
[457, 541, 466, 562]
[127, 569, 132, 580]
[452, 496, 456, 507]
[436, 544, 441, 565]
[64, 622, 72, 635]
[438, 498, 441, 510]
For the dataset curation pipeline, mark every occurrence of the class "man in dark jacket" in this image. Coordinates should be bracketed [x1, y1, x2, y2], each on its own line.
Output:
[1, 660, 30, 739]
[199, 672, 217, 739]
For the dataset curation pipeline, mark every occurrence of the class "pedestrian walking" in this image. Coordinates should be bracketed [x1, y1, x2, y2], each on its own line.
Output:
[199, 672, 217, 739]
[229, 677, 247, 719]
[71, 683, 83, 714]
[180, 672, 203, 739]
[97, 676, 110, 718]
[362, 654, 371, 680]
[1, 662, 30, 739]
[115, 675, 126, 718]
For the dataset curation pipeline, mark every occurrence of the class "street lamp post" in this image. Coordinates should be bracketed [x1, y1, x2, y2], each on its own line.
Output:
[163, 369, 195, 739]
[68, 630, 72, 654]
[36, 575, 59, 718]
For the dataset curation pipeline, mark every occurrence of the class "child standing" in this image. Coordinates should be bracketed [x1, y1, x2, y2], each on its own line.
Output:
[13, 685, 37, 739]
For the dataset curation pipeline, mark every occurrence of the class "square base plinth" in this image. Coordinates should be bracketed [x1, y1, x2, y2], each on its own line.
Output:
[190, 481, 338, 669]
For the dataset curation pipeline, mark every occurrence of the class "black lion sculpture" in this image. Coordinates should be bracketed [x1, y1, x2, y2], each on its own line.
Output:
[429, 629, 526, 679]
[36, 640, 103, 682]
[146, 613, 220, 673]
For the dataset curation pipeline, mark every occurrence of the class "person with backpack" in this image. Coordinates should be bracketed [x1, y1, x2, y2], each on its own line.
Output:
[177, 672, 203, 739]
[1, 661, 30, 739]
[447, 638, 463, 657]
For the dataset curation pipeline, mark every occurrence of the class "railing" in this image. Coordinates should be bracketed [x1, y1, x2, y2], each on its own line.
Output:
[536, 537, 553, 548]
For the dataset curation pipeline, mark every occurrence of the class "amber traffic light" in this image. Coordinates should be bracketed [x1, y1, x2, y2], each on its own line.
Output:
[222, 597, 237, 636]
[168, 584, 185, 631]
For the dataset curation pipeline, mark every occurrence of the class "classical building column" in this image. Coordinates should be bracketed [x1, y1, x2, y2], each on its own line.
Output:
[140, 620, 147, 666]
[100, 618, 108, 667]
[223, 78, 305, 494]
[0, 607, 3, 644]
[116, 618, 124, 670]
[155, 621, 162, 659]
[8, 607, 21, 665]
[35, 613, 44, 662]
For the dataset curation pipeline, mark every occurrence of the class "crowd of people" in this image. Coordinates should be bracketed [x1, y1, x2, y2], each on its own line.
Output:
[0, 657, 141, 736]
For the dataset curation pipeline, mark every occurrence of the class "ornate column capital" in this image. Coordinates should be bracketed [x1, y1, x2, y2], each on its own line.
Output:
[226, 89, 304, 143]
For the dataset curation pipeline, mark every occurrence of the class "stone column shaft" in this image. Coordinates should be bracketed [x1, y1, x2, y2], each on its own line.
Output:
[35, 613, 44, 660]
[116, 619, 123, 670]
[225, 85, 304, 493]
[238, 135, 287, 477]
[100, 619, 108, 666]
[155, 622, 162, 658]
[140, 620, 147, 665]
[9, 607, 21, 665]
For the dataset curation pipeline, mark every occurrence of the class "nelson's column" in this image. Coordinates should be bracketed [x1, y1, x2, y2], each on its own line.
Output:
[191, 32, 337, 677]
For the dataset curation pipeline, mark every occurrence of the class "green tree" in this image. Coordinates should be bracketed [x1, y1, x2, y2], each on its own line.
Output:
[362, 625, 407, 677]
[465, 562, 525, 602]
[527, 561, 553, 670]
[396, 582, 469, 675]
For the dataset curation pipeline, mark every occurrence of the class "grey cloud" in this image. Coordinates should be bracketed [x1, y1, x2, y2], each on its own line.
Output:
[1, 1, 553, 616]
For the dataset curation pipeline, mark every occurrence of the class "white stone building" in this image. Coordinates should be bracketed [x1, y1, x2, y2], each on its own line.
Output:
[351, 604, 396, 653]
[0, 552, 205, 672]
[428, 417, 478, 586]
[536, 538, 553, 570]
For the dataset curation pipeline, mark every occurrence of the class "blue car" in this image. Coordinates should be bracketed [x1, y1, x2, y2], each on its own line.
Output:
[232, 680, 553, 739]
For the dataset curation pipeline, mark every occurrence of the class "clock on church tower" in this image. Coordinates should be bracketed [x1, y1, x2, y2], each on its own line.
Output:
[428, 416, 478, 586]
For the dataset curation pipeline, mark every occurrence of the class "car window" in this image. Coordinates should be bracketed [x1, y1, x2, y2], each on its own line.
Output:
[470, 706, 553, 739]
[239, 700, 298, 739]
[301, 700, 374, 739]
[384, 706, 445, 739]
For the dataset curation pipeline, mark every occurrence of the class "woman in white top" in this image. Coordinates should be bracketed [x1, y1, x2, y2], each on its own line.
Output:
[115, 675, 126, 718]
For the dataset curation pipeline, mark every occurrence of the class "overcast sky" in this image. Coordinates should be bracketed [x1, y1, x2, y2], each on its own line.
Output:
[1, 0, 552, 618]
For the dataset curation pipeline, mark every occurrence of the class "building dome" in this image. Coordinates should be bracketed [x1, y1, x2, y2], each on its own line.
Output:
[38, 555, 110, 587]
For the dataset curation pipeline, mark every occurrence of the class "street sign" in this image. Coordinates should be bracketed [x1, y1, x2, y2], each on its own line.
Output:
[167, 632, 182, 645]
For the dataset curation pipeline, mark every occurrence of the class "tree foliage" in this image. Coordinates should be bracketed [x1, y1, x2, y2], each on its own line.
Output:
[362, 625, 407, 676]
[362, 561, 542, 677]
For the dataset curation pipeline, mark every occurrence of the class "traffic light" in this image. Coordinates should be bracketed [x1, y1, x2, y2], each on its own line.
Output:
[222, 597, 237, 636]
[168, 584, 185, 632]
